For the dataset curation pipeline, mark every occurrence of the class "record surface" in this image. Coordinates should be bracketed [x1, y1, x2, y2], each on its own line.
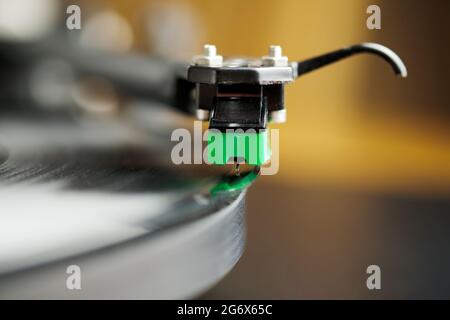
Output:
[0, 105, 249, 298]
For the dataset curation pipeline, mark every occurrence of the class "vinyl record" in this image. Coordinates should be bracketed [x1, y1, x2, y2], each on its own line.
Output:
[0, 105, 250, 298]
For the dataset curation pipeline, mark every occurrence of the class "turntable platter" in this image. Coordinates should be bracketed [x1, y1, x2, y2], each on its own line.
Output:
[0, 106, 248, 299]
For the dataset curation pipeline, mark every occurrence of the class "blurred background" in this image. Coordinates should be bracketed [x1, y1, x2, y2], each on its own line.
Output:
[1, 0, 449, 298]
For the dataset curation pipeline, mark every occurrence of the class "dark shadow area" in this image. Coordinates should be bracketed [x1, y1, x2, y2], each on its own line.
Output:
[204, 179, 450, 299]
[360, 0, 450, 120]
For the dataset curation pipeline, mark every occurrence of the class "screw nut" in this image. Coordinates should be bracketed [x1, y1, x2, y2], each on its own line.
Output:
[262, 45, 288, 67]
[193, 44, 223, 67]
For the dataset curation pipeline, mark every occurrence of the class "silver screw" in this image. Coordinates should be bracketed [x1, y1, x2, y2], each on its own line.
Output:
[203, 44, 217, 57]
[262, 45, 288, 67]
[193, 44, 223, 67]
[269, 45, 282, 58]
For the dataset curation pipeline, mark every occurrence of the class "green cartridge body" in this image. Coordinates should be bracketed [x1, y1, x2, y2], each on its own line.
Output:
[207, 130, 270, 166]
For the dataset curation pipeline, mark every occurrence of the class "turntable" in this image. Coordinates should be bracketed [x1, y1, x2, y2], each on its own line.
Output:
[0, 32, 406, 298]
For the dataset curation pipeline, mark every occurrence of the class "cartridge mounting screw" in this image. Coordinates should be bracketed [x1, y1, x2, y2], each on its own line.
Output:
[193, 44, 223, 67]
[262, 45, 288, 67]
